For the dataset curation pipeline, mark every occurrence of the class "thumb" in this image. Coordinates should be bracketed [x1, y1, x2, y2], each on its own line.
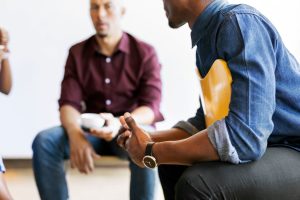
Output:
[92, 151, 101, 160]
[124, 112, 139, 134]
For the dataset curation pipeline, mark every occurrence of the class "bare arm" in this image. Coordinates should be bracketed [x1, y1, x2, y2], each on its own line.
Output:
[118, 113, 219, 167]
[151, 128, 191, 142]
[60, 104, 83, 137]
[131, 105, 155, 125]
[152, 129, 219, 165]
[0, 58, 12, 95]
[0, 28, 12, 95]
[60, 105, 99, 174]
[131, 107, 192, 142]
[0, 173, 12, 200]
[131, 105, 191, 142]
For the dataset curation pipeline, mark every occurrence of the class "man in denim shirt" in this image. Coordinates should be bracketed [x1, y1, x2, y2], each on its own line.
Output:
[117, 0, 300, 199]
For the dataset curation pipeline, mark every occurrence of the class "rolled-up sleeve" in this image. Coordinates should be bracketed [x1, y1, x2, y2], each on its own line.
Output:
[58, 49, 83, 112]
[209, 13, 277, 163]
[137, 47, 164, 122]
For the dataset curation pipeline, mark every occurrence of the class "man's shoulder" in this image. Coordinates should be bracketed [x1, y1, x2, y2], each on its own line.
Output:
[69, 35, 95, 53]
[220, 4, 263, 19]
[125, 33, 156, 56]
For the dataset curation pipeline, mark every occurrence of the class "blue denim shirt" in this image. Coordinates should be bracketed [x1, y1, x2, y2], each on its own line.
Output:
[174, 0, 300, 164]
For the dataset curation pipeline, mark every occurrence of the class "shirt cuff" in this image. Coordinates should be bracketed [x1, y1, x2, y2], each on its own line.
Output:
[173, 120, 199, 135]
[207, 119, 240, 164]
[0, 157, 6, 173]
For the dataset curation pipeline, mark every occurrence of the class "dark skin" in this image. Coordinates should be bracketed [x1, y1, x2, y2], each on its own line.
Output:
[117, 112, 218, 168]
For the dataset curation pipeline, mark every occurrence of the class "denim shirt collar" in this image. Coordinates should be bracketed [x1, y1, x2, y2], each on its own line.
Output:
[191, 0, 228, 47]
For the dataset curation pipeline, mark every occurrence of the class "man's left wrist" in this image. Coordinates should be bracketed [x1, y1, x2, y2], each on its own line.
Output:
[142, 142, 157, 169]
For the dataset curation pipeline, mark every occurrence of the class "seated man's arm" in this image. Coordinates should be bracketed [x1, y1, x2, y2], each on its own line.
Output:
[153, 129, 219, 165]
[151, 128, 191, 142]
[207, 13, 278, 163]
[0, 172, 12, 200]
[135, 45, 164, 124]
[0, 59, 12, 95]
[59, 48, 99, 174]
[131, 105, 155, 125]
[60, 105, 83, 137]
[0, 28, 12, 95]
[118, 113, 219, 167]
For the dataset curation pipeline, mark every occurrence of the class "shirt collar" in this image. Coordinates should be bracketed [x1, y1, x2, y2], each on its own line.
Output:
[191, 0, 228, 47]
[117, 32, 130, 54]
[92, 32, 130, 55]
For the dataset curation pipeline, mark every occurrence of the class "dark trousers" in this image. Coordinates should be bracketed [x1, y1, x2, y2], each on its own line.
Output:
[158, 147, 300, 200]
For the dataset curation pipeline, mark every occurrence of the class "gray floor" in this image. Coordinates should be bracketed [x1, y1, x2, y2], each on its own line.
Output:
[4, 161, 164, 200]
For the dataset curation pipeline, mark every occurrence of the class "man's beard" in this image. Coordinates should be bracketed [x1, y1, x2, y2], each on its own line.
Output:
[96, 32, 108, 38]
[169, 20, 185, 29]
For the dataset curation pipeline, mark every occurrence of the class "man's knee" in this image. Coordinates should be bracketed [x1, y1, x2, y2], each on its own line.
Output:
[32, 127, 65, 153]
[32, 131, 49, 152]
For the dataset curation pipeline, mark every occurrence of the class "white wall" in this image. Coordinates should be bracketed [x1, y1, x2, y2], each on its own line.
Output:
[0, 0, 299, 158]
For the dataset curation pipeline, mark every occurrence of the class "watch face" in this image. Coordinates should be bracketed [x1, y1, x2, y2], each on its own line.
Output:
[143, 156, 157, 169]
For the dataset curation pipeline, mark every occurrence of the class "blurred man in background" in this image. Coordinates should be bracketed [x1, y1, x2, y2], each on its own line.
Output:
[32, 0, 163, 199]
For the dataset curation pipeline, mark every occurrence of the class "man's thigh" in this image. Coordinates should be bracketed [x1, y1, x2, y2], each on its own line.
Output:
[176, 147, 300, 200]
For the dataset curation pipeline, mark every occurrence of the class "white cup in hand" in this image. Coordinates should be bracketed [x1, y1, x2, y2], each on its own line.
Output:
[80, 113, 105, 130]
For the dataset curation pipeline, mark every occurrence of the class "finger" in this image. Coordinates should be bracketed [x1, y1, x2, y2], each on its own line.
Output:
[89, 131, 102, 138]
[97, 131, 113, 141]
[117, 134, 125, 148]
[90, 128, 112, 139]
[77, 149, 86, 173]
[90, 129, 104, 137]
[92, 152, 101, 160]
[119, 116, 129, 130]
[124, 131, 132, 150]
[71, 152, 79, 169]
[85, 149, 94, 173]
[124, 112, 139, 133]
[103, 135, 113, 142]
[117, 126, 130, 139]
[73, 151, 80, 169]
[70, 155, 76, 169]
[90, 131, 103, 138]
[117, 132, 131, 148]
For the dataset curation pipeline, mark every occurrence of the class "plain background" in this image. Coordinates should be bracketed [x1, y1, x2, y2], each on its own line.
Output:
[0, 0, 299, 158]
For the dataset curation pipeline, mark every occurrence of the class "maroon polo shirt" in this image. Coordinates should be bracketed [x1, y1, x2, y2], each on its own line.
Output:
[58, 32, 163, 122]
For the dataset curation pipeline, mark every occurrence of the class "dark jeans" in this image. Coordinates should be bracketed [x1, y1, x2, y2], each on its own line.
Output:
[158, 147, 300, 200]
[32, 126, 156, 200]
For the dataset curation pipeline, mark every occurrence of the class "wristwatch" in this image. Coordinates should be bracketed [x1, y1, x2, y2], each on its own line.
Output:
[142, 142, 157, 169]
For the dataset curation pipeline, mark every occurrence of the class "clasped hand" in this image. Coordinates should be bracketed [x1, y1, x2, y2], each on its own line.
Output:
[117, 112, 153, 167]
[0, 28, 9, 64]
